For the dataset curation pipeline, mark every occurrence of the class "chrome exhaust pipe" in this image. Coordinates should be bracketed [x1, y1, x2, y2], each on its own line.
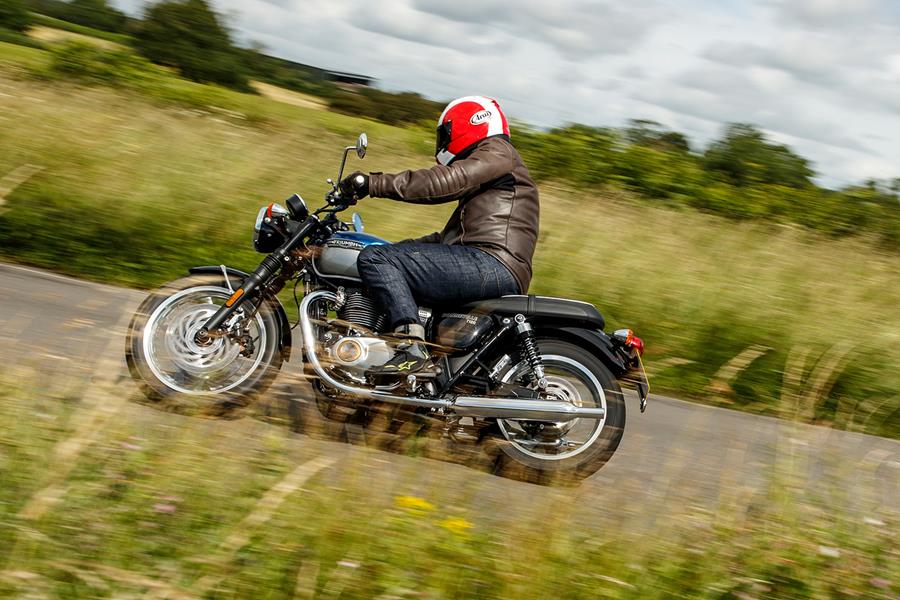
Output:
[299, 290, 450, 411]
[453, 397, 605, 421]
[299, 291, 604, 422]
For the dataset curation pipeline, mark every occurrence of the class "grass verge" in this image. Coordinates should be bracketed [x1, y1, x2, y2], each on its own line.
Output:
[0, 368, 897, 599]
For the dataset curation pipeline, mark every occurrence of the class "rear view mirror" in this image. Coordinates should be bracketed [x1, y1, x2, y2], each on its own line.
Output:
[356, 133, 368, 159]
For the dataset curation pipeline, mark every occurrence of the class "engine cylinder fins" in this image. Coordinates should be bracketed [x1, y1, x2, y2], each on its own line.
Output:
[339, 292, 385, 332]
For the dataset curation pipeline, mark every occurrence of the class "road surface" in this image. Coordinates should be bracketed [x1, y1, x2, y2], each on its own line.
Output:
[0, 262, 897, 527]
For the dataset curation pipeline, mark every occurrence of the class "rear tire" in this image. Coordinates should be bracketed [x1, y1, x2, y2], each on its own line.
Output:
[492, 339, 625, 484]
[125, 275, 283, 418]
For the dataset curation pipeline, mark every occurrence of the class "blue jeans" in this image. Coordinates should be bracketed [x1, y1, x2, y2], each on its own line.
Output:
[357, 243, 520, 329]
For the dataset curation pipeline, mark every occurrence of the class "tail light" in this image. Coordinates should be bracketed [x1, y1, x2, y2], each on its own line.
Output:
[613, 328, 645, 356]
[630, 336, 645, 356]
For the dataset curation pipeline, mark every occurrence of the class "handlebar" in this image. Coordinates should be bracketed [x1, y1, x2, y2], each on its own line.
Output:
[323, 187, 361, 210]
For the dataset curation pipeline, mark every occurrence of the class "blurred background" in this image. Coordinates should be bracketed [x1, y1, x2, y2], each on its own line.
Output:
[0, 1, 898, 598]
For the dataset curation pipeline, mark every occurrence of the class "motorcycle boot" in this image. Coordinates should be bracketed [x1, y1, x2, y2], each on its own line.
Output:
[366, 324, 439, 382]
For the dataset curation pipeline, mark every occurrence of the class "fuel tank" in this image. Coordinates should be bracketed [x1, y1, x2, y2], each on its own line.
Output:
[315, 231, 389, 280]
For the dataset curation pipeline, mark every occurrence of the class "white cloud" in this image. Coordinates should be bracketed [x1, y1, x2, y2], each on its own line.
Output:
[746, 66, 792, 92]
[887, 54, 900, 78]
[775, 0, 886, 27]
[844, 155, 898, 182]
[108, 0, 900, 187]
[411, 0, 666, 58]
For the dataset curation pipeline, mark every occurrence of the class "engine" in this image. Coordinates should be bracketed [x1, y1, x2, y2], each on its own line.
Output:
[324, 290, 393, 383]
[323, 335, 395, 384]
[337, 291, 385, 333]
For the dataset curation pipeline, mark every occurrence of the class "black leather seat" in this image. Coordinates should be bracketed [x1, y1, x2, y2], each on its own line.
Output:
[460, 295, 605, 329]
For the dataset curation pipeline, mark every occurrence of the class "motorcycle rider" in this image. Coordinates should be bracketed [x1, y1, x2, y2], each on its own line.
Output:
[339, 96, 539, 379]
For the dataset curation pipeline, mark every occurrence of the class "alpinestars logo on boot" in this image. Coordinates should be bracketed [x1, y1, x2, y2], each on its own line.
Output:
[385, 360, 418, 371]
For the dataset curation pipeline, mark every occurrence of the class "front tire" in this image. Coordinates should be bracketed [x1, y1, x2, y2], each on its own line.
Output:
[126, 275, 283, 417]
[493, 339, 626, 484]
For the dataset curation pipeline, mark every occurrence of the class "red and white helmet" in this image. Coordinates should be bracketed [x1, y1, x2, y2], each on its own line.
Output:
[435, 96, 510, 166]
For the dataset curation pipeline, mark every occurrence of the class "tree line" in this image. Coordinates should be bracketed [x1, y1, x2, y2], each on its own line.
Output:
[2, 0, 897, 246]
[514, 121, 899, 246]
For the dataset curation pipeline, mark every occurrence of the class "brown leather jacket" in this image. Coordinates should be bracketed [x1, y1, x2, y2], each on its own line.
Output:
[368, 136, 539, 293]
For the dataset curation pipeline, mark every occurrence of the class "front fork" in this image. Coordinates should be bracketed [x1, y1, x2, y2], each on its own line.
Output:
[195, 254, 284, 344]
[195, 216, 319, 345]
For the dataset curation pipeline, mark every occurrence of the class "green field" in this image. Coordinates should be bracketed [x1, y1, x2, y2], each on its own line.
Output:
[0, 41, 898, 437]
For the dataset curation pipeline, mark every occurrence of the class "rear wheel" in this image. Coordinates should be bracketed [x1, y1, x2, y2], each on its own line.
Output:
[126, 275, 283, 417]
[493, 339, 625, 483]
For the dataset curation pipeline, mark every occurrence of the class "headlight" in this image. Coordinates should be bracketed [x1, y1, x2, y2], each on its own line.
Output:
[252, 203, 289, 253]
[253, 205, 267, 234]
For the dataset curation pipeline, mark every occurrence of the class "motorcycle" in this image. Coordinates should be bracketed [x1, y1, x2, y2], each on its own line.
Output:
[126, 134, 650, 482]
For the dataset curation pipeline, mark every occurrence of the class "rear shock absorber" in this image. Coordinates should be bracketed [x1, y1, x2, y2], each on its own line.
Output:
[515, 314, 548, 389]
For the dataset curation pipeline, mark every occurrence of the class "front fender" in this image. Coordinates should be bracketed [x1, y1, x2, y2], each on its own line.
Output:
[188, 266, 292, 361]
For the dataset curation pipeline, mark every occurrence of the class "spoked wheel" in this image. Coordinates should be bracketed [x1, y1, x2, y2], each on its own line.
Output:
[494, 339, 625, 483]
[126, 275, 283, 417]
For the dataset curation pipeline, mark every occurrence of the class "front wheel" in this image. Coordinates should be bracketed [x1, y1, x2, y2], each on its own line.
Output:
[126, 275, 283, 417]
[492, 339, 626, 484]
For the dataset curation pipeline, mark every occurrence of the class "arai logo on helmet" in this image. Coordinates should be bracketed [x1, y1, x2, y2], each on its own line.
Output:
[470, 110, 492, 126]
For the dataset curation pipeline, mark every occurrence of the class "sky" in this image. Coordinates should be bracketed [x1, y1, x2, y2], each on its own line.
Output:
[111, 0, 900, 188]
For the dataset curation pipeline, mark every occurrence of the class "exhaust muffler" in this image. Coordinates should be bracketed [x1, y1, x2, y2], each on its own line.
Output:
[452, 396, 604, 421]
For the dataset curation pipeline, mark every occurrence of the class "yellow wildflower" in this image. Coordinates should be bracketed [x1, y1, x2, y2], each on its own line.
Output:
[394, 495, 435, 512]
[439, 517, 473, 536]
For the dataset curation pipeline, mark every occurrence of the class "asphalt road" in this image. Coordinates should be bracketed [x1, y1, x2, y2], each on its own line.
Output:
[1, 262, 897, 526]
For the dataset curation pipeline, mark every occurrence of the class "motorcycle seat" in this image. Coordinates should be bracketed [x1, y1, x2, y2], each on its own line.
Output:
[459, 295, 605, 329]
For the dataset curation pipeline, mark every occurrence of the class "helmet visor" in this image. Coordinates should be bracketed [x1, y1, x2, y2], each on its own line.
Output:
[435, 121, 452, 156]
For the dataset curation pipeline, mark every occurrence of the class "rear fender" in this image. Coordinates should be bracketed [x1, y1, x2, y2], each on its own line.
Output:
[188, 266, 292, 361]
[534, 326, 628, 378]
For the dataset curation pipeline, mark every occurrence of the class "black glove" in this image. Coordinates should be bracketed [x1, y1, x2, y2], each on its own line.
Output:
[339, 171, 369, 200]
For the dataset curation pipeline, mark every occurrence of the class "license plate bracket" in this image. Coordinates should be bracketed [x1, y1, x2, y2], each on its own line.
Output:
[632, 354, 650, 413]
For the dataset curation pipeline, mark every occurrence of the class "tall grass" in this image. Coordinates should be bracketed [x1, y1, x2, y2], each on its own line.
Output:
[0, 44, 897, 437]
[0, 369, 896, 599]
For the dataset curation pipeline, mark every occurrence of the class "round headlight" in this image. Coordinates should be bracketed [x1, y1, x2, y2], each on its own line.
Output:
[253, 204, 289, 253]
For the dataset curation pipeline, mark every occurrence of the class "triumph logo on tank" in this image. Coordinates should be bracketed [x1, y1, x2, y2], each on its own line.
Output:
[470, 110, 492, 125]
[327, 239, 364, 250]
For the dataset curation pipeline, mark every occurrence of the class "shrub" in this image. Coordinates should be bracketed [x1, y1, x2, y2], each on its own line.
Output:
[60, 0, 127, 33]
[328, 88, 444, 127]
[0, 29, 44, 49]
[703, 122, 814, 188]
[0, 0, 32, 32]
[133, 0, 250, 91]
[47, 40, 159, 85]
[38, 41, 266, 123]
